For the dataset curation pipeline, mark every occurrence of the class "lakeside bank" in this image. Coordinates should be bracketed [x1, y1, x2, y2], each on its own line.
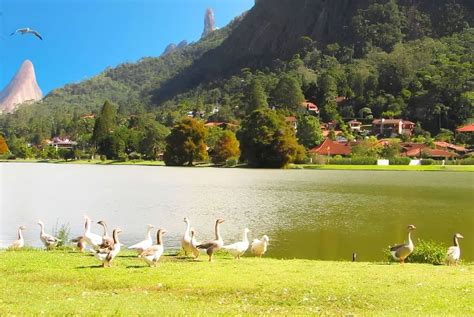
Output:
[2, 158, 474, 172]
[0, 249, 472, 315]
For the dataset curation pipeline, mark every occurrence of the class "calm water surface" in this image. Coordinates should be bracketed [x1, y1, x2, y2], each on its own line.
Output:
[1, 163, 473, 261]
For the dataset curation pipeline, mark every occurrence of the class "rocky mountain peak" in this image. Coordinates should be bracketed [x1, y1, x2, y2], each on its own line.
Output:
[202, 8, 216, 38]
[0, 60, 43, 113]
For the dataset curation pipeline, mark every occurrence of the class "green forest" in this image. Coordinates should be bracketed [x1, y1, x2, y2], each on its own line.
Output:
[0, 0, 473, 167]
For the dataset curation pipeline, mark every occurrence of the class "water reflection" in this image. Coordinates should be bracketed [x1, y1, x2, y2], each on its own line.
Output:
[1, 163, 473, 261]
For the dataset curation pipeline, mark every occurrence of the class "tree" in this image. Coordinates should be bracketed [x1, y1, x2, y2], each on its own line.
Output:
[352, 1, 405, 54]
[352, 137, 383, 158]
[92, 100, 117, 145]
[139, 121, 170, 159]
[237, 109, 305, 168]
[381, 139, 401, 159]
[164, 118, 208, 166]
[272, 75, 305, 112]
[243, 78, 268, 114]
[296, 115, 323, 149]
[0, 135, 9, 155]
[212, 130, 240, 164]
[99, 133, 126, 160]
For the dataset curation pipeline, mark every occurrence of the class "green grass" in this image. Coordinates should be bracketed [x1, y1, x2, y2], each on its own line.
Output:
[296, 164, 474, 172]
[0, 249, 472, 315]
[3, 159, 474, 172]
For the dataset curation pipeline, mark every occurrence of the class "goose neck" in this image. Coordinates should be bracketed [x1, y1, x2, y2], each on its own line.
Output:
[157, 230, 163, 245]
[17, 228, 23, 240]
[215, 221, 221, 241]
[408, 231, 413, 247]
[112, 230, 120, 244]
[39, 222, 45, 235]
[100, 222, 108, 237]
[243, 230, 249, 243]
[453, 236, 459, 247]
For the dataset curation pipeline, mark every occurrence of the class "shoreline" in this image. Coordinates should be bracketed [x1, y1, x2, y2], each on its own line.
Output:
[2, 159, 474, 172]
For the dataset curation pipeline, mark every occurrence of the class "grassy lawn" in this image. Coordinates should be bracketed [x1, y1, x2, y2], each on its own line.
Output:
[2, 159, 474, 172]
[297, 164, 474, 172]
[0, 250, 472, 315]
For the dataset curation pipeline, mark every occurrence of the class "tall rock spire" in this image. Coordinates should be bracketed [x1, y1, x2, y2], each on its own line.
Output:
[0, 60, 43, 113]
[202, 8, 216, 38]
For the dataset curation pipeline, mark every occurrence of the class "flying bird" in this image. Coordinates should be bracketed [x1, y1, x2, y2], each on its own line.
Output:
[10, 28, 43, 40]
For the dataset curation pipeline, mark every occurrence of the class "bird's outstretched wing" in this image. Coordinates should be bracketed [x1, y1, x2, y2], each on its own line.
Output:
[10, 28, 26, 36]
[31, 31, 43, 40]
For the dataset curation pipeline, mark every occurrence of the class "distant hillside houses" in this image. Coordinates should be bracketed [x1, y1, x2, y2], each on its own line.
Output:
[47, 137, 78, 150]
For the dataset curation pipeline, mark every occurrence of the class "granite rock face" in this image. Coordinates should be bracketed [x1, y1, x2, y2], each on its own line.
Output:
[0, 60, 42, 113]
[202, 8, 216, 38]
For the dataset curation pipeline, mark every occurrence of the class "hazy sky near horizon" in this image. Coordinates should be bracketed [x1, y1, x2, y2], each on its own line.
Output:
[0, 0, 254, 94]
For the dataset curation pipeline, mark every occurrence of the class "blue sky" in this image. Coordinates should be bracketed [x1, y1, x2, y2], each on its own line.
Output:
[0, 0, 254, 94]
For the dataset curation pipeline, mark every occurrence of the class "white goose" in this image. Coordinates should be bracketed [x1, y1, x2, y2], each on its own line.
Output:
[197, 218, 225, 262]
[139, 229, 166, 267]
[92, 228, 122, 267]
[38, 220, 61, 249]
[181, 217, 196, 257]
[222, 228, 250, 259]
[83, 215, 102, 250]
[446, 233, 464, 266]
[251, 235, 269, 258]
[10, 225, 26, 249]
[189, 228, 201, 259]
[128, 224, 155, 253]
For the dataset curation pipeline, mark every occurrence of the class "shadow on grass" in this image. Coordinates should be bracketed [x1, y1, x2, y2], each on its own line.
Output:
[75, 265, 106, 269]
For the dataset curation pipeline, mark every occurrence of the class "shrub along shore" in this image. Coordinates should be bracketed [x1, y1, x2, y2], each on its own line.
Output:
[0, 249, 472, 315]
[1, 158, 474, 172]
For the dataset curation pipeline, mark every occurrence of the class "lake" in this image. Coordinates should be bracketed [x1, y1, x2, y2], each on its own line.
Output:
[1, 163, 473, 261]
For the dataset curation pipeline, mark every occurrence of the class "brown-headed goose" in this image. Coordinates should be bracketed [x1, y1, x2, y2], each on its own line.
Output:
[390, 225, 416, 264]
[97, 220, 114, 250]
[197, 218, 225, 262]
[92, 228, 122, 267]
[38, 220, 61, 249]
[10, 225, 26, 249]
[128, 224, 154, 253]
[222, 228, 250, 259]
[139, 229, 166, 267]
[446, 233, 464, 266]
[251, 235, 269, 258]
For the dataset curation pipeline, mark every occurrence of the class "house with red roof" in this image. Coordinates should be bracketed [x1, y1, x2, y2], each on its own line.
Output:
[372, 119, 415, 137]
[456, 124, 474, 133]
[401, 143, 459, 159]
[309, 138, 351, 156]
[302, 101, 319, 114]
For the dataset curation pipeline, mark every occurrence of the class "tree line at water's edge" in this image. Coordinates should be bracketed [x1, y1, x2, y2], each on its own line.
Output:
[0, 0, 473, 167]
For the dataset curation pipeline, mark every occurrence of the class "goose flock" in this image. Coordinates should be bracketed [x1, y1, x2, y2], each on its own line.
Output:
[7, 220, 465, 266]
[8, 216, 270, 267]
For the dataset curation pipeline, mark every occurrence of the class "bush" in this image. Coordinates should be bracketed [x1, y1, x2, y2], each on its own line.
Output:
[225, 157, 238, 167]
[459, 158, 474, 165]
[309, 153, 327, 164]
[389, 157, 411, 165]
[385, 239, 446, 265]
[53, 223, 71, 248]
[410, 240, 447, 265]
[329, 157, 377, 165]
[100, 155, 107, 161]
[420, 159, 435, 165]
